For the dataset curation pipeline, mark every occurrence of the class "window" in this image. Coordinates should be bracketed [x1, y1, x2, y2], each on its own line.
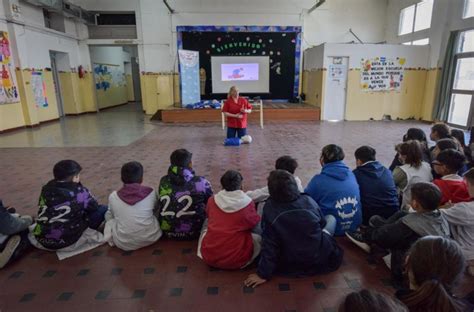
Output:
[398, 0, 434, 35]
[412, 38, 430, 45]
[414, 0, 433, 31]
[447, 30, 474, 128]
[399, 5, 416, 35]
[96, 13, 136, 25]
[464, 0, 474, 18]
[401, 38, 430, 45]
[43, 8, 65, 32]
[458, 29, 474, 53]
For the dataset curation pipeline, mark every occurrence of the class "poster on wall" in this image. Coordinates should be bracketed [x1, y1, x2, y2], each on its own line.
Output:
[178, 49, 200, 106]
[360, 57, 406, 92]
[0, 31, 19, 104]
[31, 71, 48, 108]
[93, 64, 125, 91]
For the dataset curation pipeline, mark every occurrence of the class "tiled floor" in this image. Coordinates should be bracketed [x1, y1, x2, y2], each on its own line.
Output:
[0, 106, 473, 311]
[0, 103, 154, 148]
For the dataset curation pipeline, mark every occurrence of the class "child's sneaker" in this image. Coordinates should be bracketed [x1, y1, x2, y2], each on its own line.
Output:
[0, 235, 21, 269]
[346, 231, 371, 253]
[369, 215, 388, 228]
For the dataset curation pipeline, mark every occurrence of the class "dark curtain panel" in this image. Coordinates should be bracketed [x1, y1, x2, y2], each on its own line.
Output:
[433, 31, 459, 121]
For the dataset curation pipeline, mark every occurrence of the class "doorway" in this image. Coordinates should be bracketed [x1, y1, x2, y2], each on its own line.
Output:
[49, 51, 65, 117]
[89, 45, 142, 111]
[324, 56, 349, 121]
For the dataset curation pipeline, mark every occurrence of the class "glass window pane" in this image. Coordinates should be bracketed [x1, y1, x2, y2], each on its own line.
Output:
[453, 58, 474, 90]
[399, 5, 415, 35]
[464, 0, 474, 18]
[459, 30, 474, 53]
[402, 41, 412, 45]
[414, 0, 433, 31]
[412, 38, 429, 45]
[448, 94, 472, 126]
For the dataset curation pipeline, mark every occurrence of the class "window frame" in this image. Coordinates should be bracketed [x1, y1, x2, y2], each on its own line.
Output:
[464, 0, 474, 19]
[398, 0, 433, 36]
[447, 34, 474, 129]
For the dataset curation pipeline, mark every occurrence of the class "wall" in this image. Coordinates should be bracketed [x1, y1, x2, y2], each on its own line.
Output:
[0, 0, 95, 131]
[385, 0, 474, 120]
[304, 43, 432, 121]
[89, 46, 130, 109]
[0, 18, 25, 131]
[76, 0, 389, 115]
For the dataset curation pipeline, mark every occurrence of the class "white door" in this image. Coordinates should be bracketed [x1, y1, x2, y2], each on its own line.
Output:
[324, 57, 348, 121]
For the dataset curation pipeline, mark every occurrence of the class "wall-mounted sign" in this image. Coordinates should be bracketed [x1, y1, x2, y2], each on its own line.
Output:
[360, 57, 406, 92]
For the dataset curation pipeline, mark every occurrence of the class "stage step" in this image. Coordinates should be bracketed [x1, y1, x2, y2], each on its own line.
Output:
[159, 107, 320, 123]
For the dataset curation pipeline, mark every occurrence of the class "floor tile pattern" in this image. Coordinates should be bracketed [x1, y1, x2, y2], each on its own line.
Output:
[0, 109, 472, 311]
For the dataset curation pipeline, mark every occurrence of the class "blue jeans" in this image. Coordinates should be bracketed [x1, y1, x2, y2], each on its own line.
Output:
[0, 201, 30, 236]
[87, 205, 108, 229]
[323, 215, 337, 236]
[227, 127, 247, 139]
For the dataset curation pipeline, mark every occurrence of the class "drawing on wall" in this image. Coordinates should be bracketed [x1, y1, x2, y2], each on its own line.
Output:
[360, 57, 405, 92]
[93, 63, 125, 91]
[0, 31, 19, 104]
[31, 71, 48, 108]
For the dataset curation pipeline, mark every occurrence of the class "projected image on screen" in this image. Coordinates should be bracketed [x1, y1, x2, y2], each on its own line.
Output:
[221, 63, 259, 81]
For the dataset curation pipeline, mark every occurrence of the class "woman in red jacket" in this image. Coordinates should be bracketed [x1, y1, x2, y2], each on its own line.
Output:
[223, 86, 252, 139]
[197, 170, 261, 269]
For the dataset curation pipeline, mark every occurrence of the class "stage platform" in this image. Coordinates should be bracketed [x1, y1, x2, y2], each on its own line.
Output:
[158, 103, 321, 124]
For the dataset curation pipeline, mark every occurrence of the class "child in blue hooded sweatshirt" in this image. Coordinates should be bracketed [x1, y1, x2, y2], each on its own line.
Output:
[353, 146, 399, 225]
[305, 144, 362, 236]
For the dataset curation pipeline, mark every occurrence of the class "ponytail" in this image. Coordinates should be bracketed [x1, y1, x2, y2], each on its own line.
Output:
[400, 280, 466, 312]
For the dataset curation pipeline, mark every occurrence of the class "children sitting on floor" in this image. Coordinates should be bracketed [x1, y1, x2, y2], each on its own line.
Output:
[353, 146, 399, 225]
[157, 149, 213, 240]
[396, 236, 474, 311]
[441, 168, 474, 276]
[392, 140, 433, 210]
[430, 123, 452, 143]
[451, 129, 473, 168]
[432, 149, 471, 205]
[244, 170, 343, 288]
[346, 182, 450, 284]
[197, 170, 261, 269]
[246, 155, 304, 203]
[432, 138, 469, 176]
[305, 144, 362, 236]
[0, 200, 33, 269]
[30, 160, 107, 259]
[339, 289, 408, 312]
[389, 128, 431, 171]
[104, 161, 162, 251]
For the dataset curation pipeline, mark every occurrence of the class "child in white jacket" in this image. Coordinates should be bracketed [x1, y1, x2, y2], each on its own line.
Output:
[104, 162, 162, 251]
[246, 156, 304, 203]
[441, 168, 474, 276]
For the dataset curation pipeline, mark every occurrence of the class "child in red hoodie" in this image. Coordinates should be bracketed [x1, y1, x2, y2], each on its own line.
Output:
[433, 149, 471, 205]
[197, 170, 261, 269]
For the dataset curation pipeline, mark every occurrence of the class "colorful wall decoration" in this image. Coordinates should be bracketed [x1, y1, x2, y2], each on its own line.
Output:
[178, 50, 200, 106]
[31, 71, 48, 108]
[0, 31, 19, 104]
[177, 26, 302, 100]
[93, 63, 125, 91]
[360, 57, 406, 92]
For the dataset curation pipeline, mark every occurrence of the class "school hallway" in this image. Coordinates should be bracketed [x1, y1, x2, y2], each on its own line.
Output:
[0, 112, 473, 312]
